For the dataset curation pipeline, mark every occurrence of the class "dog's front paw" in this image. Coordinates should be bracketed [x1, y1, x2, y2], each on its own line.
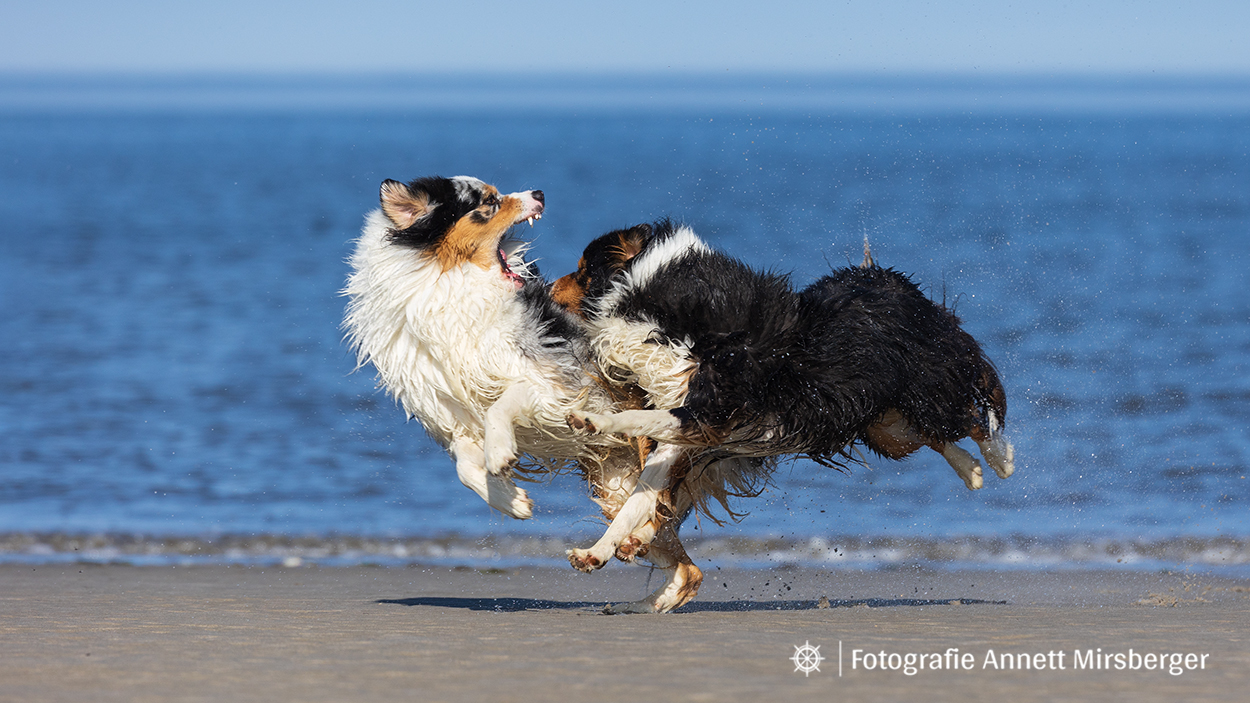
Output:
[501, 489, 533, 520]
[566, 411, 599, 435]
[487, 481, 532, 520]
[568, 410, 620, 435]
[984, 439, 1015, 479]
[509, 494, 533, 520]
[959, 463, 984, 491]
[566, 548, 605, 573]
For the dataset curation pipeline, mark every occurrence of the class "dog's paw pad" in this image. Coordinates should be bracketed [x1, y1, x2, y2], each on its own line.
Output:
[566, 548, 602, 573]
[614, 536, 648, 562]
[567, 413, 597, 434]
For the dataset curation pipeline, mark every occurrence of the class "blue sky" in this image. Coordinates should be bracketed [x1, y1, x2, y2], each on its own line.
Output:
[1, 0, 1247, 76]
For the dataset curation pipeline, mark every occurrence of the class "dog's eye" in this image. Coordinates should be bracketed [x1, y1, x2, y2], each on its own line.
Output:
[483, 195, 500, 207]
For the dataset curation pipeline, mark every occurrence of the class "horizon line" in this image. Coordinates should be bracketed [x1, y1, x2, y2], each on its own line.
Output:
[3, 71, 1248, 116]
[3, 69, 1249, 83]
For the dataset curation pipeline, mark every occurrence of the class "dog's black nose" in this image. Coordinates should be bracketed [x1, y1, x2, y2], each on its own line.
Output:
[532, 190, 544, 203]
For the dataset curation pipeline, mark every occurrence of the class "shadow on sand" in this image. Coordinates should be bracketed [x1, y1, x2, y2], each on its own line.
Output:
[377, 596, 1008, 613]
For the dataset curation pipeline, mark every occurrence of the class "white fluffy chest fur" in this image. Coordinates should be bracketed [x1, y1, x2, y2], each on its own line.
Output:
[343, 210, 601, 457]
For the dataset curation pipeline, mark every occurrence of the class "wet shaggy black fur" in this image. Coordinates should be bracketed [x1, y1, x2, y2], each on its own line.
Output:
[578, 220, 1005, 467]
[799, 266, 1006, 453]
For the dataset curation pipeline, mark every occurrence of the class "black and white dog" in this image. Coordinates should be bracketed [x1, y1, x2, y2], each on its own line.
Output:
[556, 220, 1014, 601]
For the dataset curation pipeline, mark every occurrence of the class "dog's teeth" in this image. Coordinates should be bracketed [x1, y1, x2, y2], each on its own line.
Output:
[527, 217, 534, 226]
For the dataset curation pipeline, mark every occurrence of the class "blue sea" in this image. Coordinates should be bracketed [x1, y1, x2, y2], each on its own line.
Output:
[1, 75, 1247, 572]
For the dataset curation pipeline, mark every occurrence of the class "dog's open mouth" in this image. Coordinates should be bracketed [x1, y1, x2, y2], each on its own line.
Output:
[498, 248, 524, 288]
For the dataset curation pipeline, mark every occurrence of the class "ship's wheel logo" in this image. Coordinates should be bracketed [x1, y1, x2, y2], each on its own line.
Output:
[791, 641, 824, 676]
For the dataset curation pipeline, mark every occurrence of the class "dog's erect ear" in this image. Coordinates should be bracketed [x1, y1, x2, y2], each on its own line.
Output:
[614, 223, 651, 264]
[380, 179, 431, 229]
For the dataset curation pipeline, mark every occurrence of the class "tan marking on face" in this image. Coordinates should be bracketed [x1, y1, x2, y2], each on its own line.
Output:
[551, 228, 646, 317]
[550, 261, 587, 315]
[475, 184, 501, 213]
[437, 193, 523, 271]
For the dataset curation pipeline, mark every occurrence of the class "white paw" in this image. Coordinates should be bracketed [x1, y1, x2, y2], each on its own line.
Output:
[567, 411, 613, 435]
[487, 480, 533, 520]
[961, 463, 984, 491]
[502, 491, 533, 520]
[985, 440, 1015, 479]
[614, 534, 649, 562]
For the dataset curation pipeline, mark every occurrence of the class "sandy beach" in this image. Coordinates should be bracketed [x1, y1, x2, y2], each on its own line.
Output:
[1, 563, 1247, 702]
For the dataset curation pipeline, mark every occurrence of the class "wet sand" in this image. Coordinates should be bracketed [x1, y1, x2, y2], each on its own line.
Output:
[1, 563, 1247, 702]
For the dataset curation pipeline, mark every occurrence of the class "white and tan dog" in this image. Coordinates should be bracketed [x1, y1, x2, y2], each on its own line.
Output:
[342, 176, 701, 613]
[344, 175, 603, 517]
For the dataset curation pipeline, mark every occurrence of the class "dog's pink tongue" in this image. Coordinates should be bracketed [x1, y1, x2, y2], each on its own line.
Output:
[500, 249, 524, 289]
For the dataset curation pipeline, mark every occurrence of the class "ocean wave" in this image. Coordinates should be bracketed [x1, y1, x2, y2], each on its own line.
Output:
[2, 532, 1246, 573]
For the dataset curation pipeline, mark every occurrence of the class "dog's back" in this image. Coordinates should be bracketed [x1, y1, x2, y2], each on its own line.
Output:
[562, 223, 1013, 484]
[577, 221, 849, 454]
[800, 264, 1006, 447]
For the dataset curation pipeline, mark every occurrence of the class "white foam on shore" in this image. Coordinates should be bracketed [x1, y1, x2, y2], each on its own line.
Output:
[1, 532, 1247, 575]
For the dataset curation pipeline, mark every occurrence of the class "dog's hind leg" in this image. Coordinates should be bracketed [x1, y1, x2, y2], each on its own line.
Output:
[567, 443, 683, 572]
[605, 521, 703, 614]
[617, 482, 696, 562]
[969, 412, 1014, 479]
[977, 435, 1015, 479]
[483, 383, 537, 476]
[930, 442, 984, 491]
[453, 436, 533, 519]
